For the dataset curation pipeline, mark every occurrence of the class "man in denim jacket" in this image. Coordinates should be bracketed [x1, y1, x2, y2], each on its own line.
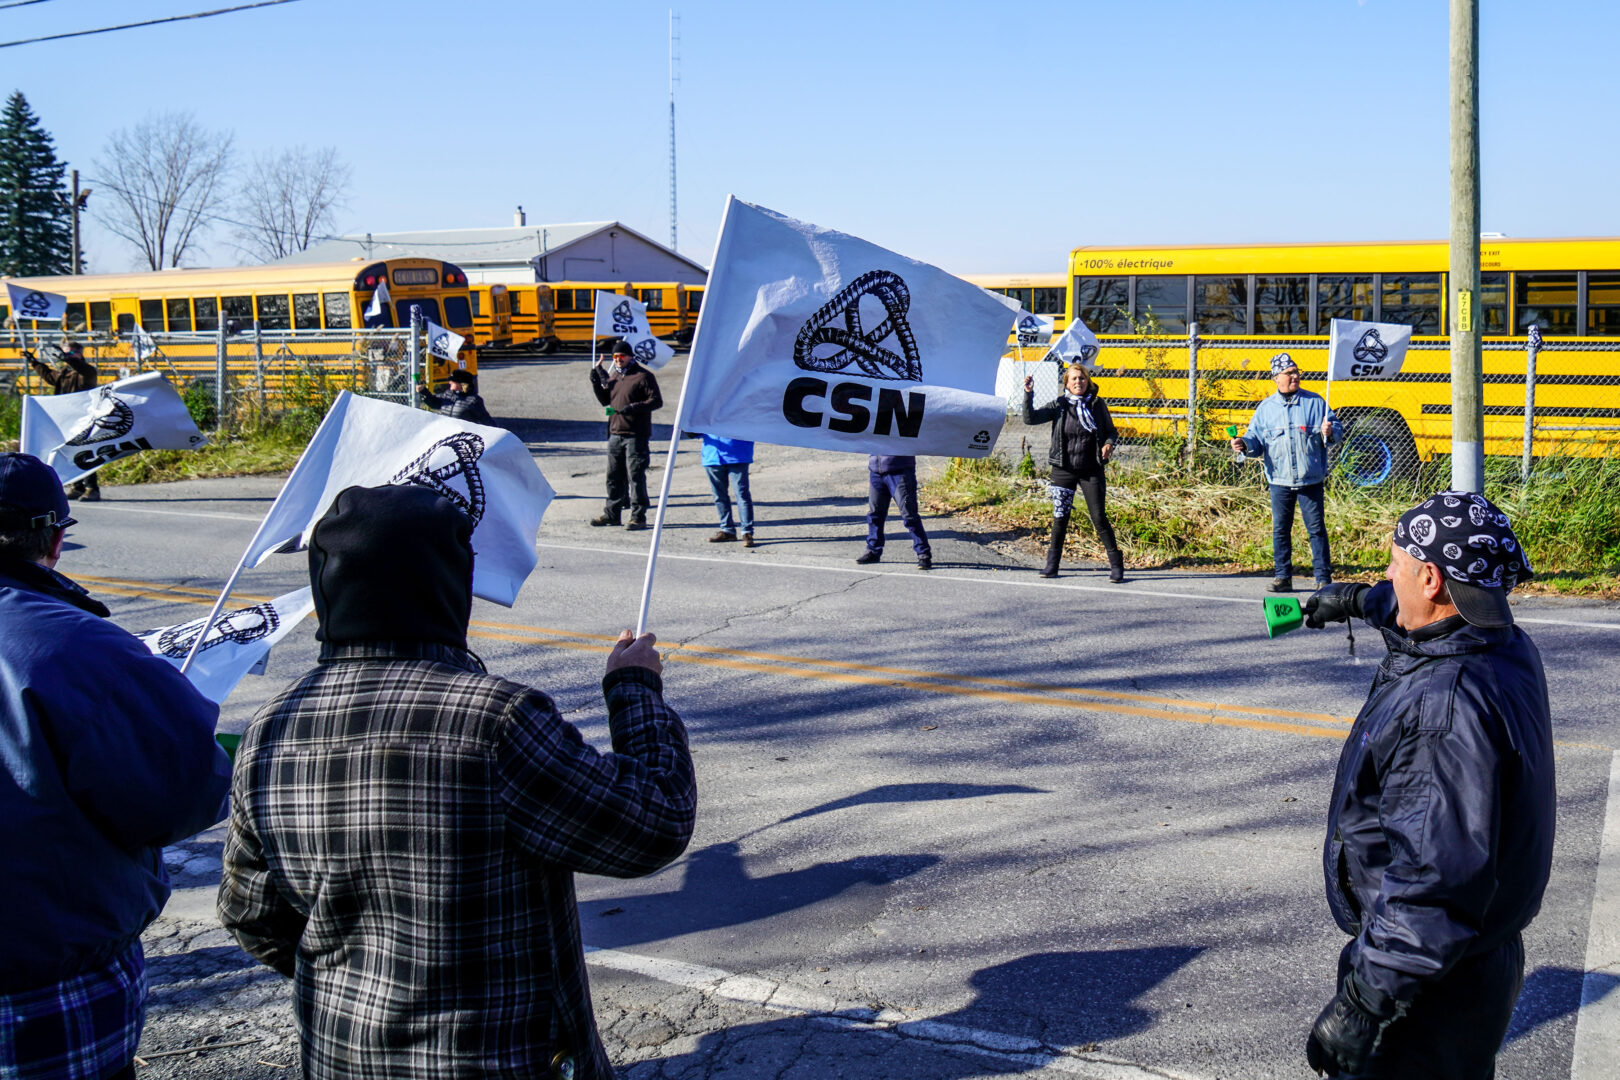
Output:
[1231, 353, 1340, 591]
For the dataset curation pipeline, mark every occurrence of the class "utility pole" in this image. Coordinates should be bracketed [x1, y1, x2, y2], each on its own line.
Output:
[1450, 0, 1483, 492]
[55, 168, 90, 273]
[668, 10, 679, 253]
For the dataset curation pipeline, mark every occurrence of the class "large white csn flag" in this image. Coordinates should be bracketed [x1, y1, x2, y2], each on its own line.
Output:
[138, 587, 315, 703]
[426, 319, 466, 366]
[681, 198, 1018, 457]
[1327, 318, 1413, 381]
[1042, 318, 1102, 370]
[236, 392, 552, 606]
[21, 371, 207, 483]
[5, 282, 67, 322]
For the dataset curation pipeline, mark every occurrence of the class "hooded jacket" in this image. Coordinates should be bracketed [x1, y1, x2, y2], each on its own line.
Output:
[1324, 580, 1555, 1004]
[0, 555, 230, 992]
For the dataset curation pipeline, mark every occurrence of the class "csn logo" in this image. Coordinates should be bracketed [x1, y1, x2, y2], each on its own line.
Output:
[783, 270, 926, 438]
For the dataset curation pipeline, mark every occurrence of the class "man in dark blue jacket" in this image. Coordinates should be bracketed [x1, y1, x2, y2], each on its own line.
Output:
[1301, 490, 1553, 1079]
[0, 453, 232, 1080]
[856, 455, 932, 570]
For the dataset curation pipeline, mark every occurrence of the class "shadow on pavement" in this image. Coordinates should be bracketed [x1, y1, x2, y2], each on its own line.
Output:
[1506, 964, 1618, 1043]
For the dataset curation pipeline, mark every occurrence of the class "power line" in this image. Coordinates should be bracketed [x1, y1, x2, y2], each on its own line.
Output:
[0, 0, 301, 49]
[0, 0, 62, 11]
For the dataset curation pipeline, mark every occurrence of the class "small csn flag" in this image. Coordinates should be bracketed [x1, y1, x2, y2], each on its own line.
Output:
[1043, 319, 1102, 370]
[680, 197, 1018, 458]
[593, 291, 653, 339]
[4, 282, 67, 322]
[426, 319, 466, 366]
[138, 586, 315, 703]
[234, 392, 552, 606]
[1327, 318, 1413, 381]
[1012, 311, 1054, 347]
[364, 278, 392, 324]
[21, 371, 207, 483]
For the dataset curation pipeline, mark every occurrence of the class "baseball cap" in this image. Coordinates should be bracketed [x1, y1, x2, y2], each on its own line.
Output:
[1393, 490, 1531, 628]
[611, 339, 634, 356]
[0, 453, 75, 530]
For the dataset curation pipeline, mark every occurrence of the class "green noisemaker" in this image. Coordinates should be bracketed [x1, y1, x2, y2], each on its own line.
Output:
[1263, 595, 1304, 638]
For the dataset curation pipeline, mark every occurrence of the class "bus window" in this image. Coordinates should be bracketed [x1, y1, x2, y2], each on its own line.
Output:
[1194, 276, 1248, 334]
[116, 313, 135, 334]
[1478, 273, 1508, 334]
[89, 302, 112, 332]
[62, 302, 88, 332]
[195, 297, 220, 332]
[1254, 275, 1310, 334]
[509, 292, 523, 315]
[470, 292, 481, 317]
[1073, 276, 1128, 333]
[1380, 274, 1442, 334]
[639, 288, 664, 310]
[166, 297, 192, 332]
[1586, 274, 1620, 336]
[293, 293, 321, 330]
[686, 290, 702, 313]
[140, 298, 165, 330]
[222, 296, 252, 330]
[255, 294, 291, 331]
[395, 299, 441, 327]
[1133, 275, 1188, 333]
[443, 296, 472, 329]
[322, 292, 351, 329]
[1031, 287, 1065, 316]
[1317, 275, 1373, 329]
[554, 290, 576, 312]
[1515, 273, 1577, 335]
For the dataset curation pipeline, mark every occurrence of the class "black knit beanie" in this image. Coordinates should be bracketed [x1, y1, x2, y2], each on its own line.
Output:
[309, 485, 474, 647]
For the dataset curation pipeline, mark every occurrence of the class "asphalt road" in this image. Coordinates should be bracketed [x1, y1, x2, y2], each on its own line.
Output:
[59, 351, 1620, 1079]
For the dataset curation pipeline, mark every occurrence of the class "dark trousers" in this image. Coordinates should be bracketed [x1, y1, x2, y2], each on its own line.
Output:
[68, 471, 99, 496]
[605, 434, 650, 520]
[1270, 482, 1330, 582]
[1339, 935, 1523, 1080]
[865, 470, 930, 558]
[705, 463, 754, 534]
[1050, 467, 1118, 551]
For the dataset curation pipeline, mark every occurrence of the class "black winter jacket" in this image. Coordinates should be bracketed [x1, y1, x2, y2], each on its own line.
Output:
[1023, 390, 1118, 477]
[589, 362, 663, 438]
[1324, 580, 1555, 1004]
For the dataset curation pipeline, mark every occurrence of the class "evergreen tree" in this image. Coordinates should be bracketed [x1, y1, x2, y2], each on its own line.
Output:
[0, 91, 73, 277]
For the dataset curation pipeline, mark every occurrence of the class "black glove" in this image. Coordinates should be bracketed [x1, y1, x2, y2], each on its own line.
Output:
[1304, 583, 1369, 629]
[1306, 970, 1399, 1076]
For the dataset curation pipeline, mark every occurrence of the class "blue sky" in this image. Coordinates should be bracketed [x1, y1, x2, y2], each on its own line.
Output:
[5, 0, 1616, 274]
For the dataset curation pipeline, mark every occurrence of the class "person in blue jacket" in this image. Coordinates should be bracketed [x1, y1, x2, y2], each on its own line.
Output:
[1231, 353, 1341, 592]
[856, 455, 931, 570]
[0, 452, 232, 1080]
[1300, 490, 1553, 1079]
[699, 433, 756, 547]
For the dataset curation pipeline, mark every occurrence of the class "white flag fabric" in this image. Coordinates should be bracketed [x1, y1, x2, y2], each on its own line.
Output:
[364, 279, 391, 323]
[1327, 318, 1413, 381]
[1012, 311, 1054, 347]
[137, 587, 314, 703]
[426, 319, 466, 365]
[21, 371, 207, 483]
[5, 282, 67, 322]
[680, 198, 1017, 458]
[234, 392, 552, 606]
[1042, 318, 1102, 370]
[132, 324, 158, 364]
[593, 291, 652, 339]
[622, 331, 675, 370]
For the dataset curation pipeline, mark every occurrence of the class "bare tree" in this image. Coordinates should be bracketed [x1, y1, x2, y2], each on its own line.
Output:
[93, 112, 232, 269]
[234, 145, 351, 262]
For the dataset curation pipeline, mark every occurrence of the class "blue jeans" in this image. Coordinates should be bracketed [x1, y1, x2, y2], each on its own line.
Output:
[705, 463, 753, 534]
[1270, 482, 1331, 582]
[866, 470, 930, 558]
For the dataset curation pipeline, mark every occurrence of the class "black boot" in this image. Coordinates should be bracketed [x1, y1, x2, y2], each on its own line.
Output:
[1041, 517, 1069, 578]
[1107, 547, 1125, 584]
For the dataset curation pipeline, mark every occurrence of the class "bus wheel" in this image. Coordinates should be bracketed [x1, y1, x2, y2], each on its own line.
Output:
[1332, 412, 1416, 488]
[675, 328, 694, 346]
[537, 337, 559, 355]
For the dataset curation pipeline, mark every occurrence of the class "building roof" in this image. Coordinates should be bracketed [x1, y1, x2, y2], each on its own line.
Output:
[271, 221, 707, 274]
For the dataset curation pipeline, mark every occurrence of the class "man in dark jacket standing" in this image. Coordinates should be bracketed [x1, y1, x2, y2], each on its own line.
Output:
[417, 367, 494, 425]
[27, 340, 102, 501]
[856, 454, 932, 570]
[1300, 490, 1553, 1079]
[219, 485, 696, 1080]
[588, 339, 663, 530]
[0, 452, 231, 1080]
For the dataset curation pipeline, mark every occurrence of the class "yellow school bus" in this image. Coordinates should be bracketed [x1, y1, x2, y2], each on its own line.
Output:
[1065, 237, 1620, 480]
[1, 258, 479, 379]
[467, 281, 700, 353]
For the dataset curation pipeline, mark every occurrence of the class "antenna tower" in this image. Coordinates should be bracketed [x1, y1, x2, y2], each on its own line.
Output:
[668, 10, 680, 252]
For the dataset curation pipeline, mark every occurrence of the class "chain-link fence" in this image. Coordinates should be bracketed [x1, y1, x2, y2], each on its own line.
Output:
[0, 326, 422, 435]
[1002, 325, 1620, 496]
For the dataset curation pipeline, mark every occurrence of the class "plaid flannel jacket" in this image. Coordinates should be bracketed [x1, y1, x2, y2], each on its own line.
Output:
[219, 642, 696, 1080]
[0, 943, 143, 1080]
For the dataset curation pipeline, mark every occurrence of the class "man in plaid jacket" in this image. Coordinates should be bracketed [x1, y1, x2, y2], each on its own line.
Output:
[219, 484, 697, 1080]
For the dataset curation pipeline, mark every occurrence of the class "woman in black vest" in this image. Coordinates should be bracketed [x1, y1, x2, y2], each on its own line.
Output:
[1023, 365, 1126, 581]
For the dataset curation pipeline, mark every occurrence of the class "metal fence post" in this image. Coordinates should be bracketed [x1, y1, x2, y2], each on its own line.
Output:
[214, 320, 227, 433]
[1521, 324, 1541, 483]
[408, 306, 423, 405]
[253, 321, 266, 423]
[1186, 321, 1201, 462]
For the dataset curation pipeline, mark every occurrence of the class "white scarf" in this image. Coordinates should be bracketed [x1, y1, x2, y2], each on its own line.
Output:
[1064, 391, 1098, 433]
